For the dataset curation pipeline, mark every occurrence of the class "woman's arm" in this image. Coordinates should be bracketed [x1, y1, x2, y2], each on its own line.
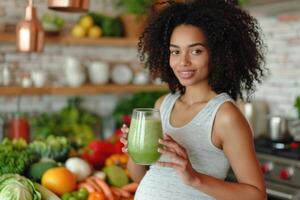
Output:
[158, 102, 266, 200]
[126, 158, 148, 183]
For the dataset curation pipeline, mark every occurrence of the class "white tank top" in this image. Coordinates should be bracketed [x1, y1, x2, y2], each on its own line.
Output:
[134, 92, 234, 200]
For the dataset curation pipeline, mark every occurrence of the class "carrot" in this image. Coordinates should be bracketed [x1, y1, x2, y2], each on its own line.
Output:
[121, 182, 138, 193]
[111, 187, 131, 198]
[90, 176, 114, 200]
[86, 178, 104, 193]
[78, 182, 96, 193]
[111, 187, 122, 197]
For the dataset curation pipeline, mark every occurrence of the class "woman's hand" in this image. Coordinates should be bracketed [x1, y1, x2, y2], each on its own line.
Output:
[120, 124, 129, 153]
[157, 134, 199, 186]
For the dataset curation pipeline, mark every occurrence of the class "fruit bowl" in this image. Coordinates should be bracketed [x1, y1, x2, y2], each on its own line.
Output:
[41, 13, 65, 36]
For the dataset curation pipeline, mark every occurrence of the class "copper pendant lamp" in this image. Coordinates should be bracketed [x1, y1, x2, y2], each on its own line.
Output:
[47, 0, 90, 12]
[16, 0, 44, 52]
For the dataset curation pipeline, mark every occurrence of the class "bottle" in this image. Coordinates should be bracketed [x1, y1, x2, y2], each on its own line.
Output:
[2, 64, 11, 86]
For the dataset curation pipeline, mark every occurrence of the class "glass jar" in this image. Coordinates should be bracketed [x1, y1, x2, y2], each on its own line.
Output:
[8, 113, 30, 142]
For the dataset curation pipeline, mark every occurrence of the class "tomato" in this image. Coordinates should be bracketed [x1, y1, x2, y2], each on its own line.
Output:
[41, 167, 77, 196]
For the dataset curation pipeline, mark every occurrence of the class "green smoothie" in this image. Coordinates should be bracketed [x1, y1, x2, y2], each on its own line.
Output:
[128, 118, 163, 165]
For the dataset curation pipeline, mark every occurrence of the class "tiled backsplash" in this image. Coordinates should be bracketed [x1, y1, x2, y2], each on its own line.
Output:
[0, 0, 300, 118]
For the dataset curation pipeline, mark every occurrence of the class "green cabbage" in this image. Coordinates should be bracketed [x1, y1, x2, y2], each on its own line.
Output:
[0, 174, 41, 200]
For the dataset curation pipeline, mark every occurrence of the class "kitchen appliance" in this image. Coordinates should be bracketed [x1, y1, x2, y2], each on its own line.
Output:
[227, 138, 300, 199]
[47, 0, 89, 12]
[237, 100, 269, 138]
[16, 0, 44, 52]
[269, 116, 290, 141]
[256, 138, 300, 200]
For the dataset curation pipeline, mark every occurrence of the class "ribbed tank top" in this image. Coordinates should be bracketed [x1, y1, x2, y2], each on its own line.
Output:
[134, 92, 234, 200]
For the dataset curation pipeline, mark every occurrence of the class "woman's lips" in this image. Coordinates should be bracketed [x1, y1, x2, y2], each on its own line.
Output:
[178, 70, 196, 79]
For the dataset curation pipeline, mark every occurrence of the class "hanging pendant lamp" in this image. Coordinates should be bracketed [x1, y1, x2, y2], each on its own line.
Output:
[16, 0, 44, 52]
[47, 0, 90, 12]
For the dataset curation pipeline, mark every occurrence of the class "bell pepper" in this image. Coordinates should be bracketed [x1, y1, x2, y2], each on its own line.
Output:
[81, 140, 115, 169]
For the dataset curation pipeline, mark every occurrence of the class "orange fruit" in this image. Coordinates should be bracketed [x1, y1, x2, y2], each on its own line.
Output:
[41, 167, 77, 196]
[88, 191, 106, 200]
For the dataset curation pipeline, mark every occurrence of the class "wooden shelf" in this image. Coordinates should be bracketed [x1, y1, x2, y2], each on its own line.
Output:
[0, 84, 168, 96]
[0, 32, 138, 46]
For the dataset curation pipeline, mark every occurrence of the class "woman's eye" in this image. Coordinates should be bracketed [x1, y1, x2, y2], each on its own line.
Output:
[170, 50, 179, 55]
[191, 49, 202, 55]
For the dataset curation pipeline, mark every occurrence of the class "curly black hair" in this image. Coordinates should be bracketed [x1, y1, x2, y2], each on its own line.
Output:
[138, 0, 266, 100]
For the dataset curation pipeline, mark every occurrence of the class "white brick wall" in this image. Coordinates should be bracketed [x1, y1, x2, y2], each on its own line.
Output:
[255, 15, 300, 118]
[0, 1, 299, 119]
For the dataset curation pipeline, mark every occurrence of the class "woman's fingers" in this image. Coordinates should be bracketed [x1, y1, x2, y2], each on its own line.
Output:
[121, 124, 129, 134]
[120, 124, 129, 153]
[158, 147, 186, 164]
[159, 138, 187, 159]
[122, 147, 128, 153]
[120, 137, 128, 146]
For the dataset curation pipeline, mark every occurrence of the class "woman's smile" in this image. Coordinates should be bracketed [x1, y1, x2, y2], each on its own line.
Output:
[177, 70, 197, 79]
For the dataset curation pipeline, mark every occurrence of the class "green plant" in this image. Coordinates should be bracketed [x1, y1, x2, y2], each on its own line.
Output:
[238, 0, 248, 5]
[295, 96, 300, 118]
[118, 0, 153, 15]
[113, 91, 167, 126]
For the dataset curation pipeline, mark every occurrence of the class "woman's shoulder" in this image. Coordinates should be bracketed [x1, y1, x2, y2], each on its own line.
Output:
[216, 101, 243, 125]
[154, 95, 167, 109]
[154, 92, 180, 109]
[214, 101, 252, 139]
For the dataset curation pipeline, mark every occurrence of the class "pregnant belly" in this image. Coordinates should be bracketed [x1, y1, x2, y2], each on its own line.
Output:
[134, 167, 215, 200]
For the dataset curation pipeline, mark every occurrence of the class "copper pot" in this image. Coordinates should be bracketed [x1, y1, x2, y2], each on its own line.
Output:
[48, 0, 89, 12]
[16, 0, 44, 52]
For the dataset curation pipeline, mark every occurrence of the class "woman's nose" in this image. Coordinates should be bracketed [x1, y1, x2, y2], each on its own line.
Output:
[179, 53, 191, 66]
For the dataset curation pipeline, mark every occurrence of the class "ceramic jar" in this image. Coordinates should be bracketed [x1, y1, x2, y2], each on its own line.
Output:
[87, 61, 109, 84]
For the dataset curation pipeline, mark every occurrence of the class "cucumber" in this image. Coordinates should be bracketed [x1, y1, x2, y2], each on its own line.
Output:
[28, 161, 58, 182]
[34, 183, 61, 200]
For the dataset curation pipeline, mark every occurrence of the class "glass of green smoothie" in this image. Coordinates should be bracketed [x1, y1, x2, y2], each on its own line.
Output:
[128, 108, 163, 165]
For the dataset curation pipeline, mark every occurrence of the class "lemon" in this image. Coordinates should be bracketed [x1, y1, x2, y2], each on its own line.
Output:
[71, 25, 86, 38]
[88, 26, 102, 39]
[79, 15, 94, 30]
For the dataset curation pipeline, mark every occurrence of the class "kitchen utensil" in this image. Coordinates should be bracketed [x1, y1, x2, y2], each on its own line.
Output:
[31, 69, 47, 87]
[48, 0, 89, 12]
[16, 0, 44, 52]
[87, 61, 109, 85]
[289, 119, 300, 142]
[111, 64, 133, 85]
[269, 116, 290, 141]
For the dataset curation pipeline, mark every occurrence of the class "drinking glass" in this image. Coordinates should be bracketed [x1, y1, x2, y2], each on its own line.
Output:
[128, 108, 163, 165]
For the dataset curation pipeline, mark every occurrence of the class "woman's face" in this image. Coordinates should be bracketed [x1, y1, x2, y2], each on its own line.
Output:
[169, 24, 210, 87]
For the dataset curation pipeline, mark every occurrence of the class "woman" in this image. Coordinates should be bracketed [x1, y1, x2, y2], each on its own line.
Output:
[121, 0, 267, 199]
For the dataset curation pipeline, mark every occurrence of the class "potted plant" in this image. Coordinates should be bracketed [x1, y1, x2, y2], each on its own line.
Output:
[117, 0, 153, 38]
